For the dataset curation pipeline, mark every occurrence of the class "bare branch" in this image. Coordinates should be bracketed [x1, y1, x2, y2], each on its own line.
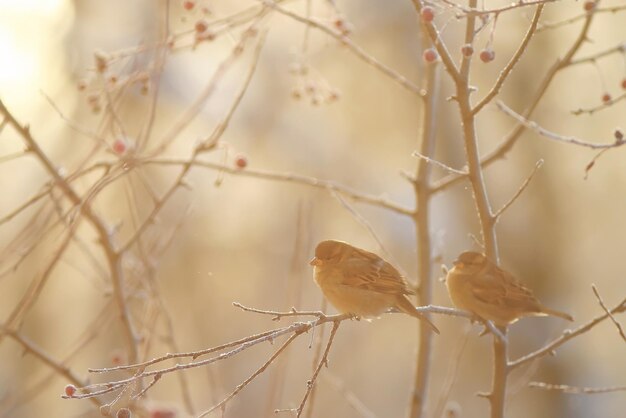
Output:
[572, 91, 626, 115]
[412, 151, 467, 176]
[492, 159, 543, 220]
[472, 5, 544, 115]
[592, 285, 626, 344]
[262, 0, 423, 95]
[233, 302, 336, 320]
[0, 100, 140, 362]
[144, 158, 415, 216]
[281, 321, 341, 417]
[497, 101, 626, 150]
[198, 333, 299, 417]
[529, 382, 626, 394]
[510, 296, 626, 370]
[3, 329, 101, 408]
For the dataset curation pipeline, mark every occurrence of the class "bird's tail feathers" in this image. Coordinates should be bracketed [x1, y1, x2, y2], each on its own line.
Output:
[540, 306, 574, 322]
[396, 296, 440, 334]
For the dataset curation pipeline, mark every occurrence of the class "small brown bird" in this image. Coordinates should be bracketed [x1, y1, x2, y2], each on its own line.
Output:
[446, 251, 573, 327]
[310, 240, 439, 333]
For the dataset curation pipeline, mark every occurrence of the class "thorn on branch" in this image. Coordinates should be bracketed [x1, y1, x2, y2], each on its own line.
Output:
[476, 391, 492, 399]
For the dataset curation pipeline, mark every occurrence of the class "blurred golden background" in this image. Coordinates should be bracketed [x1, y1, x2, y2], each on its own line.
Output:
[1, 0, 625, 417]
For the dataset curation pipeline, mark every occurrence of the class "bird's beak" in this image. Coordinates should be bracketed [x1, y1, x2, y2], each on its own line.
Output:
[309, 257, 322, 266]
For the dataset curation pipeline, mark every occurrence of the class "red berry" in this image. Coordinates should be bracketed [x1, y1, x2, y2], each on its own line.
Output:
[602, 93, 611, 103]
[461, 44, 474, 57]
[150, 408, 176, 418]
[117, 408, 132, 418]
[421, 6, 435, 22]
[113, 139, 127, 155]
[112, 140, 127, 155]
[326, 88, 341, 103]
[583, 1, 596, 11]
[195, 19, 208, 33]
[423, 48, 438, 63]
[480, 49, 495, 63]
[183, 1, 195, 10]
[111, 350, 124, 366]
[621, 78, 626, 90]
[333, 16, 353, 35]
[64, 384, 77, 397]
[235, 155, 248, 169]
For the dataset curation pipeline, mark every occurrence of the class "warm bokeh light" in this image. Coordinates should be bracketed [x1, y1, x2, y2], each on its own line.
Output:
[0, 0, 71, 104]
[1, 1, 625, 418]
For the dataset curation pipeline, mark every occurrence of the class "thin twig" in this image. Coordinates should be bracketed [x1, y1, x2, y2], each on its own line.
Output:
[528, 382, 626, 394]
[510, 296, 626, 370]
[591, 284, 626, 344]
[121, 32, 268, 253]
[322, 372, 378, 418]
[294, 321, 340, 417]
[143, 158, 414, 216]
[497, 101, 626, 150]
[233, 302, 332, 320]
[412, 151, 466, 176]
[433, 326, 470, 418]
[0, 100, 140, 363]
[472, 5, 544, 115]
[3, 329, 102, 408]
[153, 18, 265, 154]
[572, 92, 626, 115]
[492, 159, 543, 220]
[408, 47, 440, 418]
[263, 0, 423, 95]
[430, 7, 599, 195]
[198, 333, 300, 418]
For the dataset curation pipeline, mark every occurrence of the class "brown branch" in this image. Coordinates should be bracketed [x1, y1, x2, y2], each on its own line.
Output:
[121, 32, 268, 253]
[321, 372, 378, 418]
[290, 321, 340, 417]
[233, 302, 331, 320]
[303, 302, 328, 418]
[528, 382, 626, 394]
[143, 158, 415, 216]
[411, 0, 460, 83]
[472, 5, 544, 115]
[3, 328, 101, 408]
[591, 285, 626, 344]
[443, 0, 556, 17]
[509, 295, 626, 370]
[263, 0, 423, 95]
[198, 333, 300, 418]
[538, 5, 626, 32]
[492, 159, 543, 220]
[0, 232, 73, 341]
[152, 18, 265, 154]
[433, 327, 470, 418]
[0, 99, 140, 363]
[568, 42, 626, 67]
[572, 91, 626, 115]
[431, 6, 599, 195]
[497, 101, 626, 150]
[412, 151, 466, 176]
[409, 38, 440, 418]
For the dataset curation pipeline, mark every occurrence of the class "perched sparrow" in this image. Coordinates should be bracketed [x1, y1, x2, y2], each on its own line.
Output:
[446, 251, 573, 327]
[310, 240, 439, 333]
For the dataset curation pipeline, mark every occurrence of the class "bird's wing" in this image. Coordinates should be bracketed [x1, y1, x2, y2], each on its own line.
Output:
[340, 250, 413, 295]
[471, 264, 540, 310]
